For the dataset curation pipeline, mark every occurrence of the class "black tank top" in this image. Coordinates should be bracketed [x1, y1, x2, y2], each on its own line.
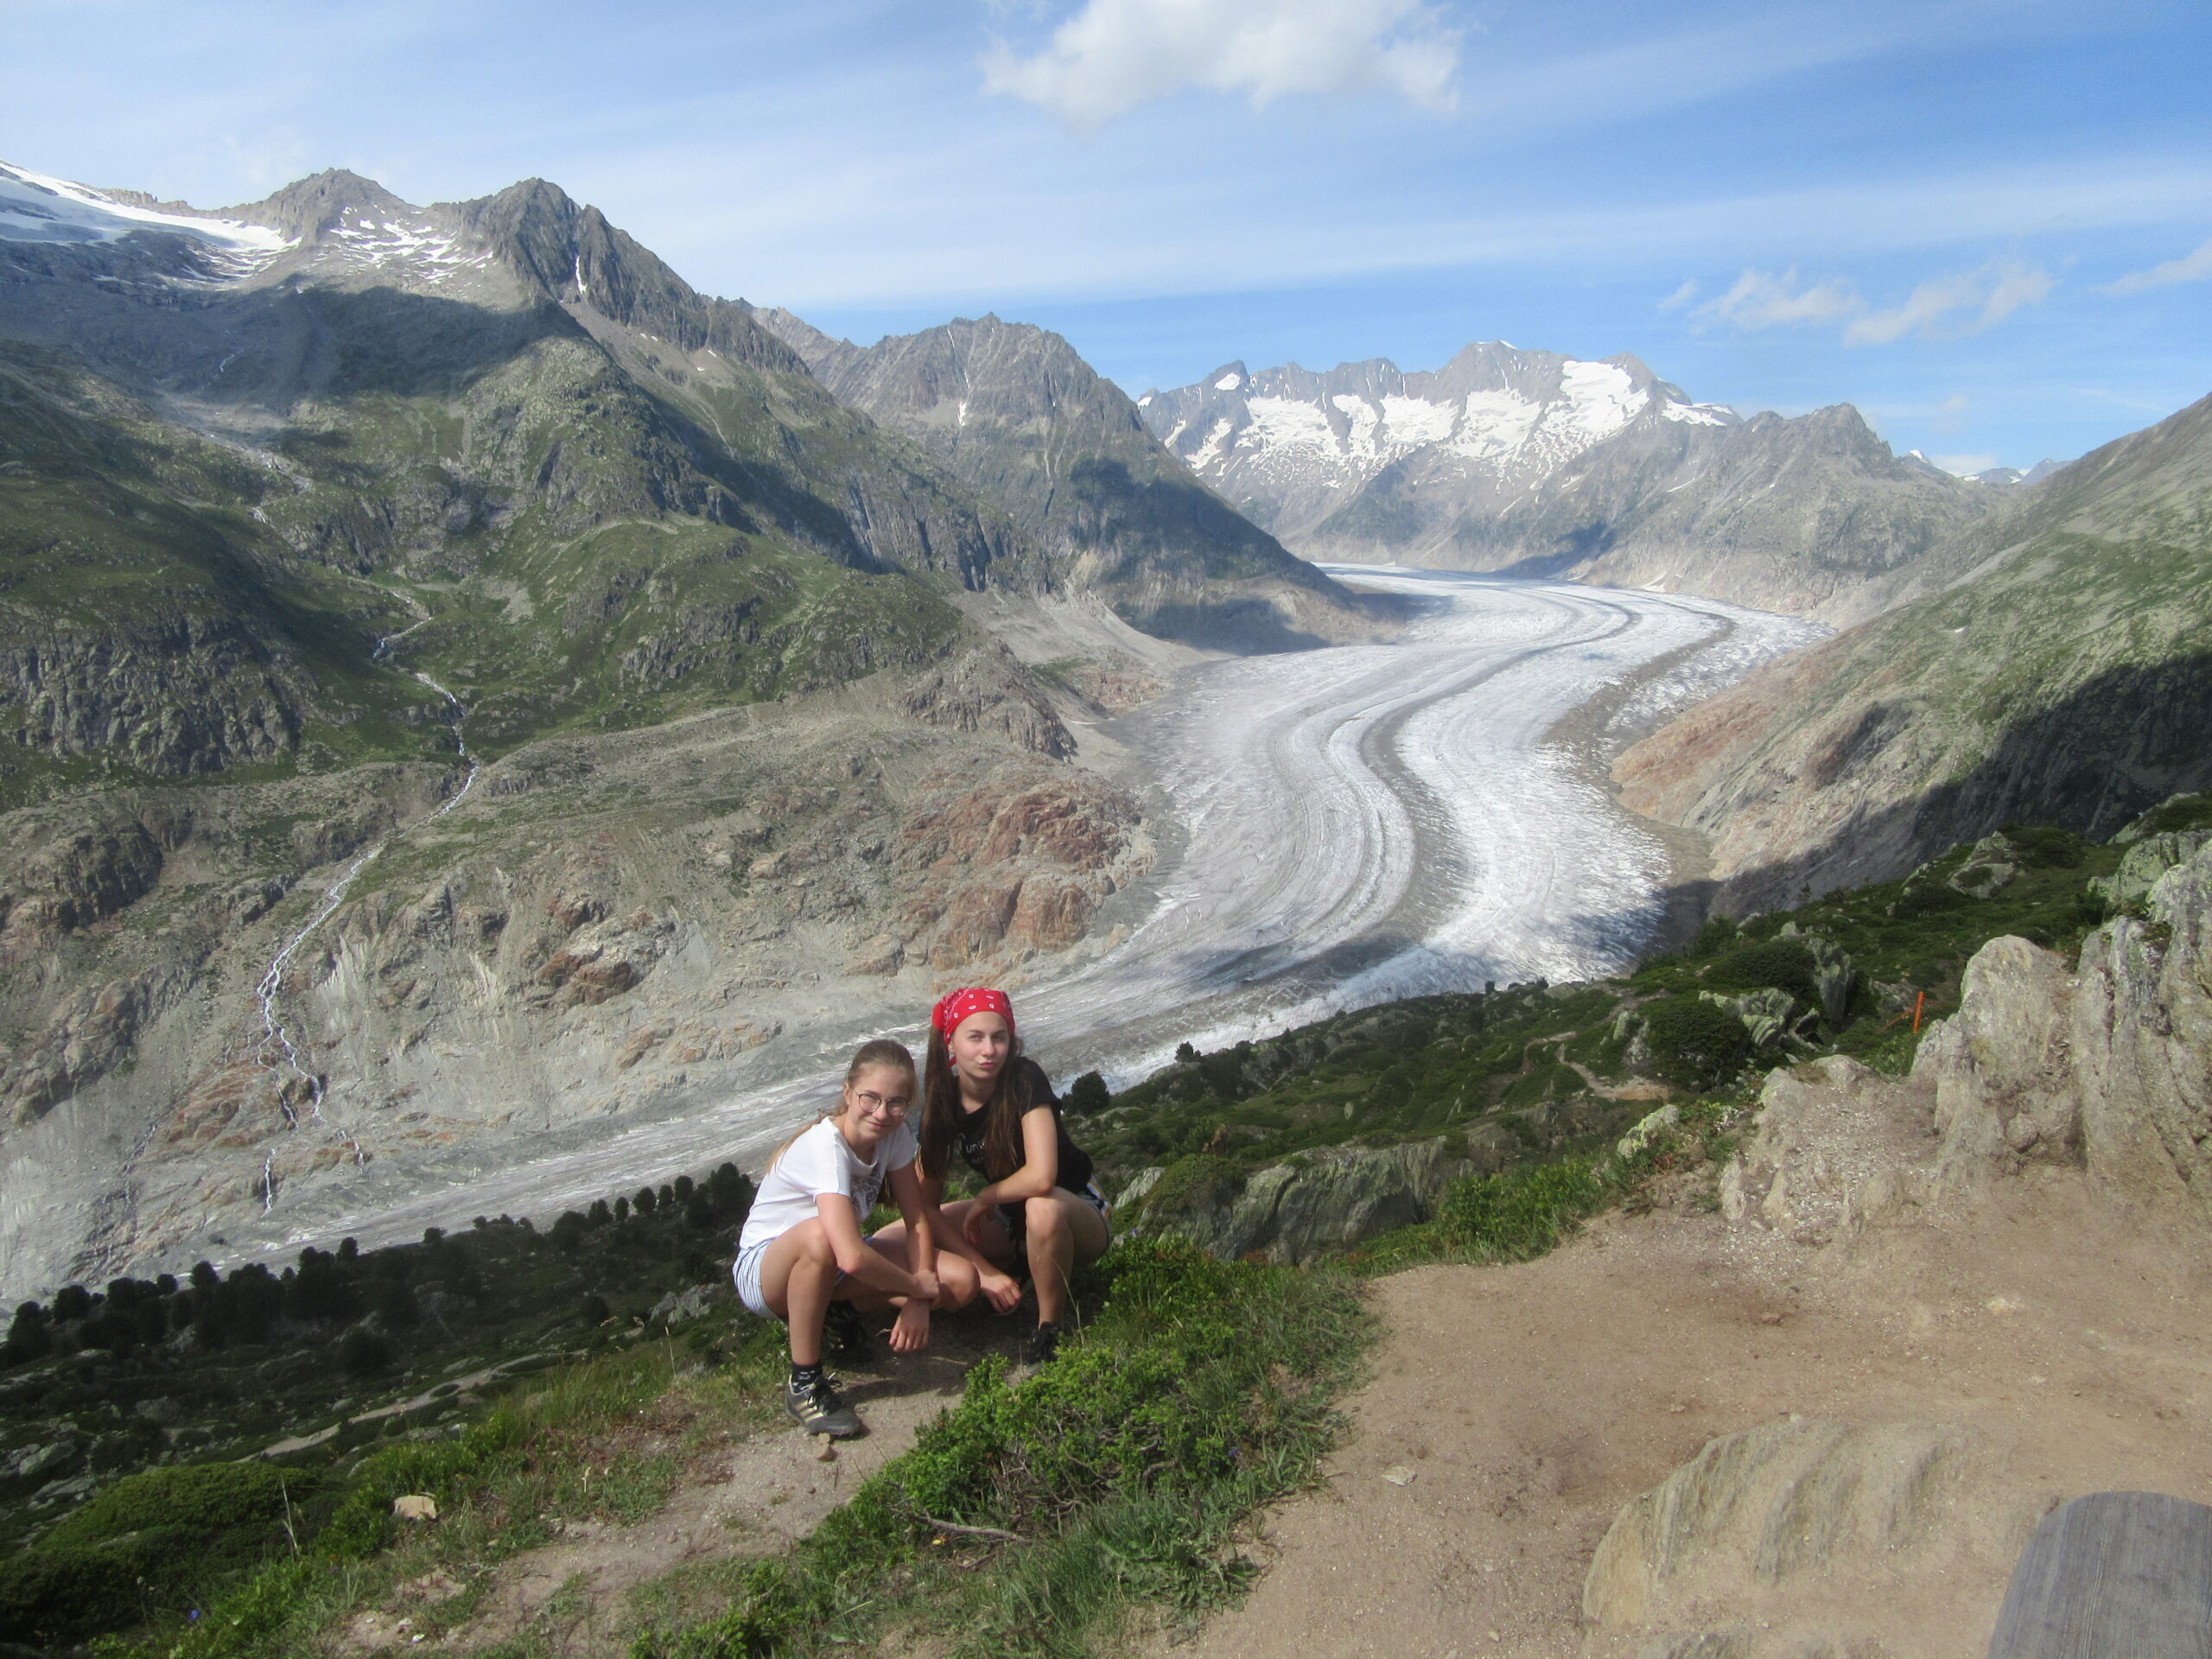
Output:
[954, 1057, 1096, 1193]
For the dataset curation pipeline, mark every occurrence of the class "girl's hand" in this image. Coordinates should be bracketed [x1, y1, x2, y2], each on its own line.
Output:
[890, 1300, 931, 1353]
[981, 1269, 1021, 1313]
[961, 1205, 992, 1250]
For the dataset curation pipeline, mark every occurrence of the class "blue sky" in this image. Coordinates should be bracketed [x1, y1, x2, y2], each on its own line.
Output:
[8, 0, 2209, 470]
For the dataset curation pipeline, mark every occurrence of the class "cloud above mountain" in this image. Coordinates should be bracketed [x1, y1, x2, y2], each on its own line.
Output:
[980, 0, 1460, 130]
[2101, 238, 2212, 296]
[1692, 259, 2056, 345]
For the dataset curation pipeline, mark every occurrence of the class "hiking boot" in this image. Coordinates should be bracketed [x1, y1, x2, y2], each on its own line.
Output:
[785, 1372, 863, 1439]
[824, 1299, 874, 1363]
[1021, 1321, 1061, 1365]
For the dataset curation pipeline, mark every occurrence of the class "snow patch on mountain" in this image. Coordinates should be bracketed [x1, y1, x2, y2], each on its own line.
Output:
[322, 210, 490, 286]
[0, 160, 289, 254]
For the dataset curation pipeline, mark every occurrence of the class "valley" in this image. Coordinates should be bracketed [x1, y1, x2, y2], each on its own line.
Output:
[1, 137, 2209, 1659]
[56, 568, 1816, 1285]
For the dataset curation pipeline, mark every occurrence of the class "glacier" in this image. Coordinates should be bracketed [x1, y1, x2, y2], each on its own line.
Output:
[268, 570, 1821, 1256]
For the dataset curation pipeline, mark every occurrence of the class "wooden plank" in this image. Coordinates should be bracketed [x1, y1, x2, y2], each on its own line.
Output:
[1987, 1491, 2212, 1658]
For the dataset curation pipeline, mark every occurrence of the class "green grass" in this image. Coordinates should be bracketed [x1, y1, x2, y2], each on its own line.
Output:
[7, 1240, 1363, 1659]
[627, 1239, 1368, 1659]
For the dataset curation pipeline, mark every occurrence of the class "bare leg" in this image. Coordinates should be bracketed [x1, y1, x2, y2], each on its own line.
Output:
[756, 1219, 839, 1366]
[1025, 1192, 1109, 1328]
[842, 1234, 982, 1312]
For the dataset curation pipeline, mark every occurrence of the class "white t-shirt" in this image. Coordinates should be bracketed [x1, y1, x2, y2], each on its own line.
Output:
[739, 1116, 918, 1252]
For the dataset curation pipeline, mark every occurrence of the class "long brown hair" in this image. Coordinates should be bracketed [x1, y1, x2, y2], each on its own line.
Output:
[765, 1039, 917, 1174]
[918, 1026, 1033, 1185]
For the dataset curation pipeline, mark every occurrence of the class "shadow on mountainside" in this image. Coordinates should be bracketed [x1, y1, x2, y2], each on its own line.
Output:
[1694, 652, 2212, 912]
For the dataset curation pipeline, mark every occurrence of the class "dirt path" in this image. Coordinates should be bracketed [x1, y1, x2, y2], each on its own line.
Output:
[347, 1313, 1029, 1656]
[1173, 1175, 2212, 1659]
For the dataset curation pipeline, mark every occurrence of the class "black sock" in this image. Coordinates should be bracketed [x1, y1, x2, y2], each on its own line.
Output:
[791, 1360, 823, 1390]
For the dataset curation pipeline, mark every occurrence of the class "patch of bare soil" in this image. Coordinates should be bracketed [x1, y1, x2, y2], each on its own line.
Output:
[1172, 1175, 2212, 1659]
[347, 1313, 1028, 1656]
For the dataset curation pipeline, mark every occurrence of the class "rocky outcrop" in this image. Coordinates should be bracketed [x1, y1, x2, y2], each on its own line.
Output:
[1127, 1138, 1469, 1265]
[1584, 1416, 2034, 1659]
[1721, 842, 2212, 1249]
[2088, 829, 2211, 910]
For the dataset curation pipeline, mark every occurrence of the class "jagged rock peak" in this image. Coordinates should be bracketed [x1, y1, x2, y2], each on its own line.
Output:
[452, 178, 802, 372]
[222, 169, 415, 241]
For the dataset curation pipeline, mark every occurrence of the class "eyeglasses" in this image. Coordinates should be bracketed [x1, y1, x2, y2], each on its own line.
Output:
[851, 1090, 910, 1118]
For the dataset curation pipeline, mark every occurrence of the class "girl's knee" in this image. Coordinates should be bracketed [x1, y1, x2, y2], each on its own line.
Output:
[1025, 1193, 1065, 1231]
[936, 1255, 982, 1308]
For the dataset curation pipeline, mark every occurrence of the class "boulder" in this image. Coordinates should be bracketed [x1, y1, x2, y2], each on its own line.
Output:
[1140, 1138, 1468, 1265]
[2087, 830, 2211, 910]
[1910, 841, 2212, 1215]
[1584, 1416, 2033, 1657]
[649, 1283, 721, 1326]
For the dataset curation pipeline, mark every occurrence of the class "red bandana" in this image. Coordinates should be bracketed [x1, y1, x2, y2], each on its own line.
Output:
[931, 987, 1015, 1041]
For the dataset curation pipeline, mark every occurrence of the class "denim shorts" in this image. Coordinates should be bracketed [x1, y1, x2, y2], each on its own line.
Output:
[731, 1235, 851, 1320]
[731, 1238, 774, 1318]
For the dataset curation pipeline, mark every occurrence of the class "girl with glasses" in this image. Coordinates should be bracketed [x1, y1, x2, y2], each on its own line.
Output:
[732, 1037, 962, 1438]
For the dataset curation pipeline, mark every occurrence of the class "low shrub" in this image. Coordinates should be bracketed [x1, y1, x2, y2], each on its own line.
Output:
[1640, 996, 1756, 1091]
[632, 1239, 1366, 1659]
[1703, 939, 1820, 1007]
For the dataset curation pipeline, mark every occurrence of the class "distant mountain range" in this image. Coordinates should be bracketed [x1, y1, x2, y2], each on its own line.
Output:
[1140, 344, 2019, 620]
[0, 159, 1374, 791]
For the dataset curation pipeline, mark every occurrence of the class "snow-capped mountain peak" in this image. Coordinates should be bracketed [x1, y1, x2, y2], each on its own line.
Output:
[1142, 342, 1740, 543]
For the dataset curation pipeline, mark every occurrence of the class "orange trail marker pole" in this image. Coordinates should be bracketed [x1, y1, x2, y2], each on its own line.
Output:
[1911, 990, 1926, 1033]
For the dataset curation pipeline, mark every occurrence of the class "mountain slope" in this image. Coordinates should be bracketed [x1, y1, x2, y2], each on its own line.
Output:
[0, 160, 1162, 1288]
[756, 311, 1375, 649]
[1613, 391, 2212, 909]
[0, 162, 1089, 782]
[1141, 344, 1997, 618]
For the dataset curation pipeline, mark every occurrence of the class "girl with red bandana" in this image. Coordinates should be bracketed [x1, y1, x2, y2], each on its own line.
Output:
[873, 988, 1109, 1363]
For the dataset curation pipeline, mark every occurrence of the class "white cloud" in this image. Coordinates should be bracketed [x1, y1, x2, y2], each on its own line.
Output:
[1929, 452, 1998, 476]
[1845, 259, 2055, 343]
[1693, 266, 1862, 331]
[980, 0, 1460, 130]
[1657, 278, 1698, 311]
[2101, 238, 2212, 296]
[1688, 260, 2054, 346]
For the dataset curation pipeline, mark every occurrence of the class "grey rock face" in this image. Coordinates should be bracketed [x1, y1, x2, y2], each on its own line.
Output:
[1723, 842, 2212, 1236]
[1581, 1414, 2033, 1659]
[2088, 830, 2211, 909]
[1140, 344, 1993, 617]
[1132, 1137, 1467, 1264]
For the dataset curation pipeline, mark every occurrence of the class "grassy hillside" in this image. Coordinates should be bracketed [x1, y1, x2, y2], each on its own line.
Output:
[5, 800, 2191, 1654]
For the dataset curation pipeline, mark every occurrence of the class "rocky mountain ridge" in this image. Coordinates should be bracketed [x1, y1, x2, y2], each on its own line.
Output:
[754, 310, 1375, 651]
[1615, 391, 2212, 911]
[1141, 341, 2004, 619]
